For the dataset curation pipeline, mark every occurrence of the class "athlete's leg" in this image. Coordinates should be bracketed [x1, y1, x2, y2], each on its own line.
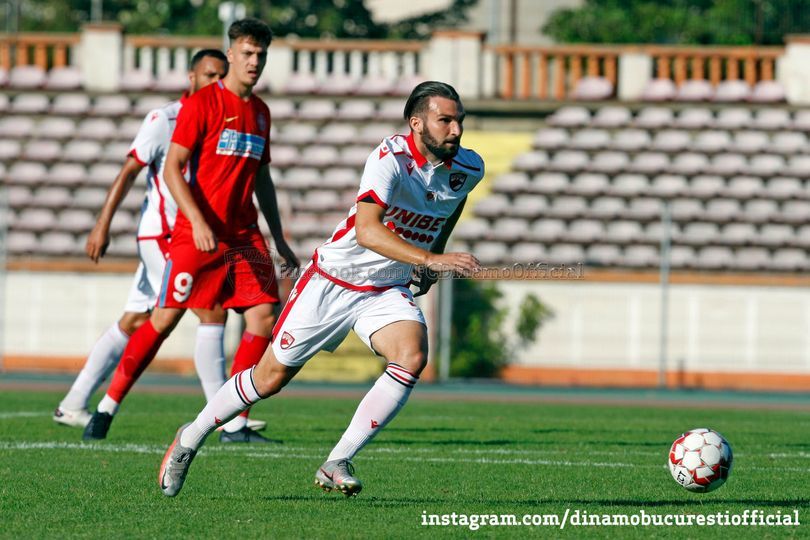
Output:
[327, 321, 426, 463]
[220, 303, 276, 433]
[190, 306, 228, 402]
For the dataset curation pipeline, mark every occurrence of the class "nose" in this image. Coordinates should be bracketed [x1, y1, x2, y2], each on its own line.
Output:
[449, 122, 462, 138]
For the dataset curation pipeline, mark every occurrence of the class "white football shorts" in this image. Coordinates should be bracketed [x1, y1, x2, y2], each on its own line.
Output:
[123, 238, 169, 313]
[271, 267, 426, 367]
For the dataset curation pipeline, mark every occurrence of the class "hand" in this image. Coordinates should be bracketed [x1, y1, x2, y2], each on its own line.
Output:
[411, 265, 439, 297]
[192, 219, 218, 253]
[275, 240, 300, 276]
[424, 252, 481, 275]
[85, 222, 110, 263]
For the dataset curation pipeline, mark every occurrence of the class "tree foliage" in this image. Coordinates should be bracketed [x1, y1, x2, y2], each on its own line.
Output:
[6, 0, 475, 38]
[543, 0, 810, 45]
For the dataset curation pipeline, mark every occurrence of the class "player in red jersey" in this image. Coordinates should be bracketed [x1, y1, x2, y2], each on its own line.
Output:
[83, 18, 298, 442]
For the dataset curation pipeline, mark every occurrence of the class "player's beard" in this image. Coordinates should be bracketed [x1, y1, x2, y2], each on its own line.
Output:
[421, 127, 460, 161]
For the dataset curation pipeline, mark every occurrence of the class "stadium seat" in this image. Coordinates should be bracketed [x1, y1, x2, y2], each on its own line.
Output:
[611, 129, 650, 152]
[669, 153, 708, 175]
[510, 195, 548, 219]
[51, 93, 91, 116]
[77, 118, 118, 140]
[668, 245, 696, 268]
[490, 217, 529, 242]
[691, 131, 731, 154]
[675, 107, 713, 129]
[750, 81, 786, 103]
[720, 223, 756, 246]
[0, 68, 7, 87]
[0, 139, 22, 161]
[748, 154, 784, 177]
[724, 175, 762, 199]
[744, 199, 779, 224]
[62, 140, 102, 163]
[571, 129, 610, 150]
[591, 106, 631, 128]
[338, 146, 370, 168]
[355, 76, 395, 96]
[640, 79, 676, 102]
[609, 173, 649, 197]
[267, 98, 296, 120]
[703, 199, 740, 222]
[786, 155, 810, 177]
[317, 74, 358, 96]
[376, 100, 405, 121]
[0, 115, 35, 138]
[680, 222, 719, 246]
[322, 168, 358, 190]
[109, 211, 138, 234]
[565, 219, 605, 243]
[474, 241, 510, 266]
[10, 94, 50, 114]
[675, 79, 713, 101]
[767, 176, 803, 199]
[758, 224, 793, 247]
[9, 66, 46, 89]
[7, 161, 47, 186]
[46, 163, 86, 188]
[32, 186, 72, 209]
[39, 231, 80, 256]
[511, 242, 546, 263]
[7, 231, 38, 255]
[714, 108, 751, 129]
[707, 153, 746, 176]
[118, 118, 143, 141]
[474, 194, 510, 219]
[153, 70, 188, 92]
[590, 151, 629, 174]
[512, 151, 548, 172]
[770, 248, 807, 271]
[336, 100, 375, 121]
[283, 167, 321, 190]
[625, 197, 662, 221]
[622, 245, 659, 267]
[569, 173, 609, 197]
[767, 132, 806, 154]
[119, 70, 155, 92]
[547, 196, 588, 219]
[688, 175, 724, 199]
[529, 172, 569, 195]
[45, 67, 82, 90]
[547, 106, 590, 128]
[35, 117, 77, 140]
[734, 247, 770, 271]
[547, 243, 585, 265]
[106, 235, 139, 257]
[0, 93, 8, 112]
[669, 198, 703, 221]
[23, 140, 61, 162]
[628, 152, 669, 175]
[279, 123, 318, 145]
[15, 208, 57, 232]
[528, 219, 566, 242]
[730, 131, 768, 154]
[753, 108, 790, 130]
[713, 80, 751, 102]
[102, 142, 131, 163]
[589, 196, 626, 220]
[793, 110, 810, 131]
[453, 218, 490, 242]
[571, 77, 614, 100]
[650, 174, 688, 198]
[606, 220, 642, 243]
[299, 146, 340, 168]
[491, 172, 531, 195]
[7, 186, 33, 207]
[91, 95, 132, 117]
[781, 200, 810, 225]
[358, 123, 398, 145]
[284, 73, 318, 95]
[133, 95, 169, 117]
[585, 244, 621, 266]
[548, 150, 589, 173]
[392, 75, 426, 97]
[86, 163, 120, 187]
[532, 128, 569, 150]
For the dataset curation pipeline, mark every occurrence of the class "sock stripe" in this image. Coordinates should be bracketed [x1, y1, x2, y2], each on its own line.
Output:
[385, 370, 415, 388]
[387, 362, 419, 380]
[248, 367, 260, 398]
[234, 371, 252, 406]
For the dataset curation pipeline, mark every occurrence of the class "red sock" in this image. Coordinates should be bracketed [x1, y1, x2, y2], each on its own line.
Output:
[230, 332, 270, 417]
[106, 320, 167, 403]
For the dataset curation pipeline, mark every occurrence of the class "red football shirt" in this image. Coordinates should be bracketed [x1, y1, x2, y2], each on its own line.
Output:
[171, 80, 271, 237]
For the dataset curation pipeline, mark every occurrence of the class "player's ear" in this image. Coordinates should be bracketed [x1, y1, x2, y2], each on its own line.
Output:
[409, 116, 421, 133]
[226, 47, 234, 64]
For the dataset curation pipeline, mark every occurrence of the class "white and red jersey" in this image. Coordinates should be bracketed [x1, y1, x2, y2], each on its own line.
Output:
[314, 132, 485, 291]
[127, 95, 186, 239]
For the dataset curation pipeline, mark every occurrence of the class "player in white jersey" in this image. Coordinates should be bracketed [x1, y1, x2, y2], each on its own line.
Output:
[53, 50, 268, 432]
[158, 81, 484, 497]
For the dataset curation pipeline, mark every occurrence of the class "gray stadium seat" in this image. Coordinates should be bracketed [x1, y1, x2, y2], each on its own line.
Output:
[571, 129, 610, 150]
[528, 219, 566, 242]
[609, 173, 649, 197]
[72, 187, 107, 210]
[668, 245, 696, 268]
[724, 176, 763, 199]
[770, 248, 807, 271]
[45, 67, 82, 90]
[283, 167, 321, 190]
[688, 175, 725, 199]
[7, 186, 33, 206]
[628, 152, 669, 175]
[565, 219, 605, 243]
[0, 139, 21, 161]
[713, 81, 751, 102]
[592, 106, 631, 128]
[569, 173, 609, 197]
[750, 81, 786, 104]
[758, 224, 793, 247]
[490, 217, 529, 242]
[547, 106, 590, 128]
[650, 174, 688, 198]
[714, 107, 751, 129]
[781, 201, 810, 225]
[270, 145, 297, 168]
[748, 154, 784, 177]
[15, 208, 57, 232]
[86, 163, 120, 187]
[548, 150, 588, 173]
[356, 76, 396, 97]
[532, 128, 569, 150]
[589, 197, 626, 220]
[675, 79, 713, 101]
[511, 242, 546, 263]
[590, 151, 629, 174]
[510, 195, 548, 219]
[51, 93, 91, 116]
[35, 117, 77, 140]
[474, 194, 510, 219]
[605, 220, 642, 243]
[680, 222, 719, 246]
[691, 131, 731, 153]
[786, 155, 810, 177]
[7, 161, 47, 186]
[91, 95, 131, 117]
[547, 243, 586, 265]
[23, 140, 61, 162]
[645, 222, 681, 244]
[358, 123, 399, 145]
[62, 140, 102, 163]
[734, 247, 770, 271]
[267, 99, 296, 120]
[9, 66, 46, 89]
[491, 172, 530, 195]
[299, 146, 340, 168]
[669, 153, 708, 175]
[322, 168, 359, 190]
[10, 93, 49, 114]
[640, 79, 676, 102]
[101, 142, 130, 163]
[279, 123, 318, 145]
[767, 177, 803, 200]
[58, 209, 96, 233]
[512, 151, 549, 172]
[77, 118, 118, 140]
[793, 110, 810, 131]
[731, 131, 768, 154]
[625, 197, 662, 221]
[474, 241, 510, 265]
[547, 196, 588, 219]
[752, 108, 790, 130]
[703, 199, 740, 222]
[767, 132, 806, 154]
[585, 244, 621, 266]
[153, 70, 188, 93]
[298, 100, 337, 120]
[0, 116, 35, 138]
[675, 108, 713, 129]
[744, 199, 779, 224]
[623, 245, 658, 267]
[119, 70, 154, 92]
[651, 130, 690, 153]
[696, 246, 733, 270]
[338, 146, 370, 168]
[109, 211, 138, 234]
[133, 96, 168, 117]
[721, 223, 756, 245]
[669, 198, 702, 221]
[707, 153, 746, 176]
[611, 129, 650, 152]
[317, 74, 358, 96]
[634, 107, 674, 129]
[376, 101, 405, 121]
[571, 77, 613, 100]
[7, 231, 38, 255]
[336, 100, 375, 121]
[529, 172, 569, 195]
[453, 218, 490, 242]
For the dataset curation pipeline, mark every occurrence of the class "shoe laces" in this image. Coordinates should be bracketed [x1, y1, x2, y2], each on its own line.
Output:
[336, 459, 355, 478]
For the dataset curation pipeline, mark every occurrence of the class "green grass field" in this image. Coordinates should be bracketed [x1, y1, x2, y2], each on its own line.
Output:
[0, 388, 808, 538]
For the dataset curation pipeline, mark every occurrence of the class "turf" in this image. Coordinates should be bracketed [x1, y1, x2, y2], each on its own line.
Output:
[0, 389, 808, 539]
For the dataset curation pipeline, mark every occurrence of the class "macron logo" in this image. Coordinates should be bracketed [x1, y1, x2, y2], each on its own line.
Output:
[379, 147, 391, 159]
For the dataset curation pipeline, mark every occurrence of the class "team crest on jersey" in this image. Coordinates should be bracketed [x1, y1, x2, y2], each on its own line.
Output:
[257, 113, 267, 132]
[449, 172, 467, 191]
[280, 332, 295, 349]
[224, 247, 276, 301]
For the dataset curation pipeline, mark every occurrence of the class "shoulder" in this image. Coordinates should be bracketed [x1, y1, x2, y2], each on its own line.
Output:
[450, 146, 485, 179]
[365, 134, 409, 172]
[138, 107, 171, 134]
[185, 84, 219, 109]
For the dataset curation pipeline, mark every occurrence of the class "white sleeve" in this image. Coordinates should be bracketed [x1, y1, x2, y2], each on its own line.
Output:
[356, 144, 399, 209]
[127, 110, 169, 166]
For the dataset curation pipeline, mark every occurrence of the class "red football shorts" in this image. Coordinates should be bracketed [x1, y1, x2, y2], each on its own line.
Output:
[158, 226, 280, 311]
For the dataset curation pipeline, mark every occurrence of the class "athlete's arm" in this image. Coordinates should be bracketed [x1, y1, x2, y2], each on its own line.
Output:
[86, 157, 145, 263]
[411, 197, 468, 296]
[255, 165, 300, 270]
[355, 201, 480, 273]
[163, 142, 217, 252]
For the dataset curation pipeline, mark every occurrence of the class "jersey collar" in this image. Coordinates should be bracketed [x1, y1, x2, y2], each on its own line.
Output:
[179, 90, 189, 104]
[406, 132, 453, 170]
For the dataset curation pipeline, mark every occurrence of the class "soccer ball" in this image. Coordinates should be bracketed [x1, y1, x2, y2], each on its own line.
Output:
[668, 428, 733, 493]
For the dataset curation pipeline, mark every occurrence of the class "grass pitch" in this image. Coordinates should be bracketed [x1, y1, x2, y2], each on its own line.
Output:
[0, 388, 808, 538]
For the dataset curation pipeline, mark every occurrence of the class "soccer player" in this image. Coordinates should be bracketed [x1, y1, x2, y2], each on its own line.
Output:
[83, 18, 298, 443]
[53, 49, 236, 428]
[158, 81, 484, 497]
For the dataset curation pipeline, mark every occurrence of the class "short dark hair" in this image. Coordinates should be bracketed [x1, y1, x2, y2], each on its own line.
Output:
[228, 18, 273, 47]
[403, 81, 461, 121]
[189, 48, 227, 71]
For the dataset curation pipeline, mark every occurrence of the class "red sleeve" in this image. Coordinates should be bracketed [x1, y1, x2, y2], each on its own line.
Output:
[171, 93, 205, 151]
[261, 105, 272, 165]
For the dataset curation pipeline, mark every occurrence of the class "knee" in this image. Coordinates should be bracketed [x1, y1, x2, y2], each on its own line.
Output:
[246, 313, 276, 338]
[119, 312, 149, 335]
[150, 309, 182, 334]
[393, 349, 428, 376]
[252, 358, 295, 397]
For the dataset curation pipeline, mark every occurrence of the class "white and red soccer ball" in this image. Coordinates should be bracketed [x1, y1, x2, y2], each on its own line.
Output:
[668, 428, 733, 493]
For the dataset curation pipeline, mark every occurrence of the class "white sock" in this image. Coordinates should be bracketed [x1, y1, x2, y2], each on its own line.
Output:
[59, 323, 129, 411]
[327, 363, 418, 462]
[193, 324, 226, 402]
[180, 368, 262, 449]
[97, 394, 120, 415]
